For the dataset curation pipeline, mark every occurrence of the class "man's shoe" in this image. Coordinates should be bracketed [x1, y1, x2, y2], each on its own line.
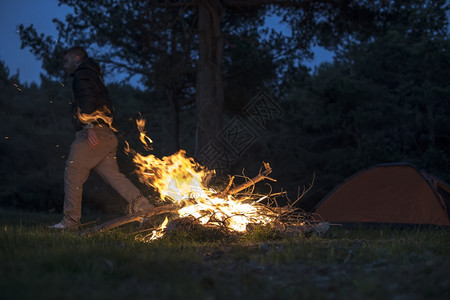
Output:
[48, 222, 66, 229]
[48, 222, 77, 230]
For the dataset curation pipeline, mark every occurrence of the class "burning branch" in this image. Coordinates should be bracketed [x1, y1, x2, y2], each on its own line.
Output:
[81, 203, 182, 235]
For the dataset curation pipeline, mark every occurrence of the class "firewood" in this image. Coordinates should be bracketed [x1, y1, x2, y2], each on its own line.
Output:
[214, 162, 275, 197]
[81, 203, 182, 234]
[165, 216, 200, 233]
[81, 163, 283, 236]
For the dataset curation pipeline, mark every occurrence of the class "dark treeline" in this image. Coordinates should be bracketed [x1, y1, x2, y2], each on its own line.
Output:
[1, 0, 449, 213]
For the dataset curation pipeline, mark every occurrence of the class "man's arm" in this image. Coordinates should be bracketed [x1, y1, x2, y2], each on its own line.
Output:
[74, 75, 99, 115]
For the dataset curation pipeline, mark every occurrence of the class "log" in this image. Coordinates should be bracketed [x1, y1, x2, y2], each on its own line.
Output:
[81, 203, 182, 234]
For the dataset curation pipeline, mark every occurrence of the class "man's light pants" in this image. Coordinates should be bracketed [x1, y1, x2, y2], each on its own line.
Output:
[61, 126, 145, 227]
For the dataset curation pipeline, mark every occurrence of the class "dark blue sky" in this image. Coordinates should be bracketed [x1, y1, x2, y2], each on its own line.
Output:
[0, 0, 333, 86]
[0, 0, 72, 84]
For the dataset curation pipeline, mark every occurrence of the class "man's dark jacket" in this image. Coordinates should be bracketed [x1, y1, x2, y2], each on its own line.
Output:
[71, 57, 114, 132]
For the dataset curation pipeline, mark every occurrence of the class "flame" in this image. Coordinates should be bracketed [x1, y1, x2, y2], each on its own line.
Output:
[128, 118, 275, 240]
[136, 118, 153, 150]
[146, 216, 169, 240]
[77, 106, 117, 132]
[131, 149, 211, 203]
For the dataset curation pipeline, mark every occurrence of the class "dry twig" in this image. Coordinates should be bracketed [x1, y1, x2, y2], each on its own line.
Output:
[214, 162, 275, 197]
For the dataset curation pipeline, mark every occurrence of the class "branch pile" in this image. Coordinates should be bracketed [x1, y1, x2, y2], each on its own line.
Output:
[81, 163, 328, 238]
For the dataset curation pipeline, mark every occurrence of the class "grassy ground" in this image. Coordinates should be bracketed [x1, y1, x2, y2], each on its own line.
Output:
[0, 209, 449, 300]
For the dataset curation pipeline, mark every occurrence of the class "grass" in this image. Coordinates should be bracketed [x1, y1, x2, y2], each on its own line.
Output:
[0, 209, 449, 300]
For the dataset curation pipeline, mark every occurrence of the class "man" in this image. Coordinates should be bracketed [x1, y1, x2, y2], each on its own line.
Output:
[49, 46, 154, 229]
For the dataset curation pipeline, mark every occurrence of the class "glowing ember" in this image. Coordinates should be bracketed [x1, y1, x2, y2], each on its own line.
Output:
[77, 106, 117, 132]
[126, 119, 276, 239]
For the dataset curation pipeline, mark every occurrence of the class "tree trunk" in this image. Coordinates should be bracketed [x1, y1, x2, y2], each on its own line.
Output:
[195, 0, 224, 159]
[169, 88, 180, 152]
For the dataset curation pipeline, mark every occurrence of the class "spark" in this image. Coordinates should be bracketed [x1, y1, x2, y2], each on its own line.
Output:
[13, 83, 22, 92]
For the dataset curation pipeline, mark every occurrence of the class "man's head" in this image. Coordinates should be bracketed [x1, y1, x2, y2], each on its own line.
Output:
[63, 46, 88, 75]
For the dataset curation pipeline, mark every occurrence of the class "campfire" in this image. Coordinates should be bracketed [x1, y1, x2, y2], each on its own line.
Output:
[83, 118, 328, 240]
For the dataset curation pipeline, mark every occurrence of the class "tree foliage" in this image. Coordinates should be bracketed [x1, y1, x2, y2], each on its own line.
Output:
[266, 0, 450, 209]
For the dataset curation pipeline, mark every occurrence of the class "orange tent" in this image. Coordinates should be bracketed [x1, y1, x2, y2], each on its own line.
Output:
[314, 163, 450, 226]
